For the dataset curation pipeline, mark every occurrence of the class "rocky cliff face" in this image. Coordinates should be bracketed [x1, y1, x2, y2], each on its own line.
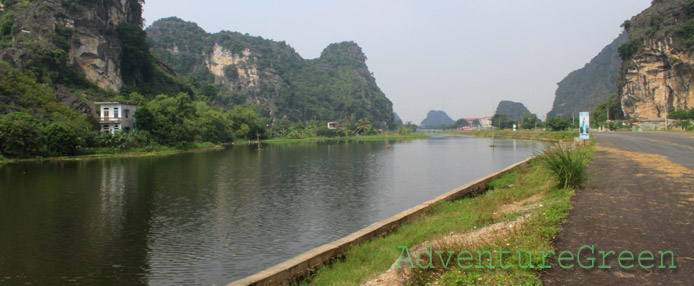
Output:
[618, 0, 694, 119]
[0, 0, 142, 92]
[548, 32, 627, 119]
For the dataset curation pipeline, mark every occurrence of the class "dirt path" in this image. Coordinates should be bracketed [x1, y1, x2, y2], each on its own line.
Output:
[541, 132, 694, 285]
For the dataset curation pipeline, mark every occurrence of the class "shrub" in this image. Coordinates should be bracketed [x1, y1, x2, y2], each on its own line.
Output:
[668, 109, 689, 120]
[539, 145, 590, 189]
[45, 122, 79, 156]
[685, 0, 694, 18]
[544, 117, 570, 131]
[0, 112, 45, 158]
[316, 127, 341, 137]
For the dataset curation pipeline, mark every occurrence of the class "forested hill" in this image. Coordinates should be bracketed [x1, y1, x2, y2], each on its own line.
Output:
[495, 100, 532, 123]
[420, 110, 454, 129]
[146, 17, 394, 128]
[0, 2, 394, 159]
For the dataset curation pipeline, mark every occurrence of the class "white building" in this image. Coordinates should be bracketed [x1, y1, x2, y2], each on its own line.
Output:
[464, 116, 493, 129]
[95, 102, 137, 134]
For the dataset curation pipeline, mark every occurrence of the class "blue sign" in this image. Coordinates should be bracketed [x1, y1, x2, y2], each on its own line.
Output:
[579, 112, 590, 140]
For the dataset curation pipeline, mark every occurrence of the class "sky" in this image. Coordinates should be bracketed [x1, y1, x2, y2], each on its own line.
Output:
[142, 0, 652, 123]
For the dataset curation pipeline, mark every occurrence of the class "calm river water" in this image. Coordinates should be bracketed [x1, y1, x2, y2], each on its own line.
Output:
[0, 136, 545, 285]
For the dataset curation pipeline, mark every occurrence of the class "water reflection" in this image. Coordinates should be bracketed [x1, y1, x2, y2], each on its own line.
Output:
[0, 137, 544, 285]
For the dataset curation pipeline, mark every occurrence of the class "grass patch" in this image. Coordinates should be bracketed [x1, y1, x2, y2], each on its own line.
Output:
[539, 145, 592, 189]
[296, 144, 594, 286]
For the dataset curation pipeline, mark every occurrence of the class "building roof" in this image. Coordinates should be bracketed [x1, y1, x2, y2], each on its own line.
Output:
[463, 116, 492, 121]
[94, 102, 138, 106]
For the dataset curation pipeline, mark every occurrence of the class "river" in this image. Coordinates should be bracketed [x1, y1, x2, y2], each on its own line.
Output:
[0, 136, 545, 285]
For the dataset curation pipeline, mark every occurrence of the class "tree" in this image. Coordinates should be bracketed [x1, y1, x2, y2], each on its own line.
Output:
[667, 109, 689, 120]
[225, 105, 267, 140]
[134, 105, 156, 132]
[45, 122, 79, 156]
[223, 64, 239, 79]
[455, 118, 469, 127]
[621, 19, 631, 31]
[545, 117, 570, 131]
[591, 93, 624, 123]
[354, 118, 375, 135]
[491, 114, 516, 129]
[0, 112, 45, 158]
[197, 109, 232, 143]
[117, 23, 153, 84]
[520, 113, 541, 129]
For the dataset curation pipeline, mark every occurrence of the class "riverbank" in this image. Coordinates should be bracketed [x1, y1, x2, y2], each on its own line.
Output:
[0, 142, 226, 164]
[456, 130, 578, 142]
[290, 144, 593, 285]
[0, 134, 429, 164]
[262, 133, 429, 144]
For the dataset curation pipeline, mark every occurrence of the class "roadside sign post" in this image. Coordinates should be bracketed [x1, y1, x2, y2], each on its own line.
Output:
[579, 112, 590, 147]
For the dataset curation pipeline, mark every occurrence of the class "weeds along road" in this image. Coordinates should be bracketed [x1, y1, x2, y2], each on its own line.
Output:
[542, 132, 694, 285]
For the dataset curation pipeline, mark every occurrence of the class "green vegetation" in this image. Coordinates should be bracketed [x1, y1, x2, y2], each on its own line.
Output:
[0, 112, 45, 157]
[117, 23, 153, 86]
[223, 64, 239, 79]
[539, 145, 590, 189]
[146, 17, 395, 129]
[671, 1, 694, 48]
[591, 93, 623, 122]
[684, 0, 694, 18]
[667, 108, 694, 130]
[443, 118, 470, 130]
[544, 117, 571, 131]
[520, 113, 542, 129]
[618, 38, 644, 60]
[491, 114, 516, 129]
[295, 145, 593, 285]
[488, 112, 542, 131]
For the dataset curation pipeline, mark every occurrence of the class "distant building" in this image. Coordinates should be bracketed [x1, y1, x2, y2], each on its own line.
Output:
[464, 116, 493, 129]
[327, 121, 338, 130]
[95, 102, 137, 134]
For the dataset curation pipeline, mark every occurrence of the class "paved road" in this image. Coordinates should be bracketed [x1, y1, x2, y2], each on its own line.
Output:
[541, 132, 694, 285]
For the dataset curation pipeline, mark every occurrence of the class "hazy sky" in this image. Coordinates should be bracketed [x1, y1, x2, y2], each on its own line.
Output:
[142, 0, 652, 123]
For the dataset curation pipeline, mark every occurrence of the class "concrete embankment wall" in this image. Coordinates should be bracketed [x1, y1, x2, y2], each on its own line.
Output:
[228, 157, 534, 286]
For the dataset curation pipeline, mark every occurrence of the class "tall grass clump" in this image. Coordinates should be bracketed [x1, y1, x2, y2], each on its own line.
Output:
[539, 145, 590, 188]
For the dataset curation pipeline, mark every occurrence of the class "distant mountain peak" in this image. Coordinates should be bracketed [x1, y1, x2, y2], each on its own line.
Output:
[420, 110, 454, 129]
[496, 100, 532, 122]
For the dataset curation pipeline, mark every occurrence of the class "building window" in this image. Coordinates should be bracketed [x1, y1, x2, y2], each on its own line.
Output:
[124, 109, 130, 119]
[103, 108, 109, 118]
[113, 108, 119, 118]
[102, 125, 109, 131]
